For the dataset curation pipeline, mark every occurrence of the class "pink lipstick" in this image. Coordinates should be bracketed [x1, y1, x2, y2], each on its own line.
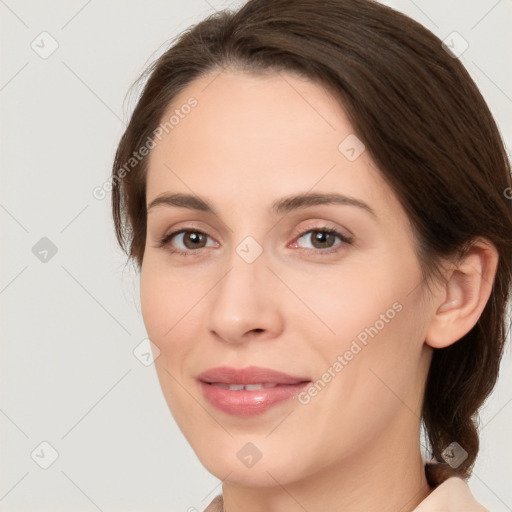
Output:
[197, 365, 311, 416]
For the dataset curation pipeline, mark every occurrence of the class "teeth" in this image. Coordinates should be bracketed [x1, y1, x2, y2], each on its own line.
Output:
[244, 384, 265, 391]
[227, 384, 245, 390]
[211, 383, 278, 390]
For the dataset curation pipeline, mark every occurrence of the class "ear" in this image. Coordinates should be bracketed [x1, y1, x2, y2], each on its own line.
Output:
[425, 238, 499, 349]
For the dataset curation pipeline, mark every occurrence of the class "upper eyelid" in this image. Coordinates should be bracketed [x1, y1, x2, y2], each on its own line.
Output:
[161, 217, 349, 236]
[165, 224, 345, 238]
[292, 222, 352, 239]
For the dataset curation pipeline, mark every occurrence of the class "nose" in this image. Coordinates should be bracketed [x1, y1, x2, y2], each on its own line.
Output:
[206, 251, 284, 345]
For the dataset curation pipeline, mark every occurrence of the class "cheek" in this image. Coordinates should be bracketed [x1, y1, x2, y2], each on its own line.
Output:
[140, 266, 171, 342]
[139, 257, 216, 382]
[140, 257, 201, 340]
[288, 302, 426, 472]
[285, 257, 408, 345]
[322, 291, 425, 424]
[289, 255, 426, 412]
[139, 261, 204, 417]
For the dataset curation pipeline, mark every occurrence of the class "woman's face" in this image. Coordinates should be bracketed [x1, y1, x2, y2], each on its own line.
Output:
[141, 69, 436, 487]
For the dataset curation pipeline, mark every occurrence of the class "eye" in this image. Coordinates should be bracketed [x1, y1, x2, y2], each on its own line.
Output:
[292, 227, 352, 253]
[155, 226, 352, 257]
[158, 229, 218, 255]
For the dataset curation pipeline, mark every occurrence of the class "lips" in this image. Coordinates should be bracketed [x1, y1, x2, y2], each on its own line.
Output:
[197, 366, 311, 416]
[198, 365, 309, 385]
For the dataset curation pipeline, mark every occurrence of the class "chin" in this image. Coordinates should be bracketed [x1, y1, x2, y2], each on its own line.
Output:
[201, 454, 301, 488]
[187, 432, 316, 488]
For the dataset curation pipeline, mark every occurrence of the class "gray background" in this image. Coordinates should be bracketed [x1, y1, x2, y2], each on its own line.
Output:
[1, 1, 510, 511]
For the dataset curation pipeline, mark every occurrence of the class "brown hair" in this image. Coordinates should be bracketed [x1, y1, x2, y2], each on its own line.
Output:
[111, 0, 512, 486]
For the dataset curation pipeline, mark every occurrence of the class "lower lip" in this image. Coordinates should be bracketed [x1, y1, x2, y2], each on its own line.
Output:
[199, 381, 310, 416]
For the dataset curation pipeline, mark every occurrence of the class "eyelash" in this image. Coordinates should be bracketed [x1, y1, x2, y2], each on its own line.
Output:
[155, 226, 353, 257]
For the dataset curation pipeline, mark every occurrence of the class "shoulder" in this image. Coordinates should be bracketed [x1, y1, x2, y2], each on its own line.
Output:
[202, 494, 223, 512]
[413, 476, 489, 512]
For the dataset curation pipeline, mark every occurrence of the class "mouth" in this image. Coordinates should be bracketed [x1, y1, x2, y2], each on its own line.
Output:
[208, 382, 283, 390]
[197, 365, 310, 385]
[197, 366, 311, 416]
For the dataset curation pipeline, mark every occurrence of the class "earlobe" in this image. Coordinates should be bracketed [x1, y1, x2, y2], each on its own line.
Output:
[425, 239, 499, 349]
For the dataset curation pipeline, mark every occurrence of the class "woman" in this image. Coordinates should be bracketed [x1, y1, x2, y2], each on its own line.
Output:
[111, 0, 512, 510]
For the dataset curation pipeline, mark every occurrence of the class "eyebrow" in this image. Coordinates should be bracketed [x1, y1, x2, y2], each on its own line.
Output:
[147, 191, 377, 219]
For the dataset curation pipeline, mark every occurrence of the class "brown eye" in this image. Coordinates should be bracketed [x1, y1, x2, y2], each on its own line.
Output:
[180, 231, 207, 249]
[309, 230, 337, 249]
[161, 230, 217, 253]
[296, 228, 350, 251]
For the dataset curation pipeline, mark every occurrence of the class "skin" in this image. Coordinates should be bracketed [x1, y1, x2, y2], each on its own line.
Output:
[140, 68, 498, 512]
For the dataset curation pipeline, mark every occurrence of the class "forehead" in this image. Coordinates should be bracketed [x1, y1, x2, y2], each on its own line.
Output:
[145, 68, 399, 219]
[151, 68, 348, 156]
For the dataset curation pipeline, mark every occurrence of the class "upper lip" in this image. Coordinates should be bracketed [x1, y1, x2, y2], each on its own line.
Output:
[197, 365, 311, 385]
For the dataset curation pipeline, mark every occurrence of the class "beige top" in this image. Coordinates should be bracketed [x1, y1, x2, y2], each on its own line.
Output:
[202, 476, 489, 512]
